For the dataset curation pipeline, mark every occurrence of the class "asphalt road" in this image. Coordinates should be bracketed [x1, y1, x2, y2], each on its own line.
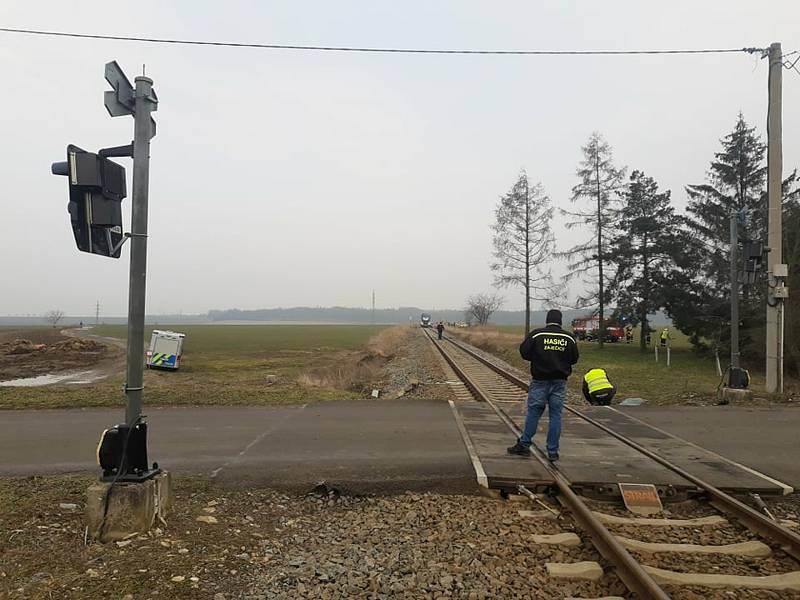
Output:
[1, 400, 798, 492]
[0, 399, 476, 493]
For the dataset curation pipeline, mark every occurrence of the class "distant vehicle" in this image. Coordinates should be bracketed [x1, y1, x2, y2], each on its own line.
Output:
[146, 329, 185, 370]
[420, 313, 432, 328]
[571, 316, 623, 343]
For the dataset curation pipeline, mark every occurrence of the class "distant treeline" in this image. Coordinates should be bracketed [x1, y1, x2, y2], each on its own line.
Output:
[0, 314, 209, 326]
[207, 306, 671, 326]
[0, 307, 672, 327]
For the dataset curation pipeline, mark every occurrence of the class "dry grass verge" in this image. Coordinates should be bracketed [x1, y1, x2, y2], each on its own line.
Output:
[450, 326, 521, 355]
[297, 326, 412, 394]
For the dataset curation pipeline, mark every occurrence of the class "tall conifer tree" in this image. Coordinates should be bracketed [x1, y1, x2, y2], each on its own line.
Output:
[666, 114, 768, 347]
[561, 132, 626, 348]
[608, 171, 680, 351]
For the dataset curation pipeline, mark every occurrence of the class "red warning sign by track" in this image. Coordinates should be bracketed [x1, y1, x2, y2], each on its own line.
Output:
[618, 483, 663, 515]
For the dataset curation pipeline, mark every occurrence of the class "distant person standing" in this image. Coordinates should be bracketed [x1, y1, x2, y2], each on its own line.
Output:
[436, 321, 444, 340]
[508, 309, 579, 461]
[660, 327, 671, 347]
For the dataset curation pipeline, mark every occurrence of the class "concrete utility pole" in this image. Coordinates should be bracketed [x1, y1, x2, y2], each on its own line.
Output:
[766, 42, 784, 393]
[125, 75, 157, 426]
[730, 212, 740, 368]
[95, 300, 100, 325]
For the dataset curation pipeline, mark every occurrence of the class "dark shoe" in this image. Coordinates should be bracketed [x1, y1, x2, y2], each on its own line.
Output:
[507, 442, 531, 457]
[547, 452, 559, 461]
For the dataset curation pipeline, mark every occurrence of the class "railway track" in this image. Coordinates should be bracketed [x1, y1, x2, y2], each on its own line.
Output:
[423, 327, 800, 599]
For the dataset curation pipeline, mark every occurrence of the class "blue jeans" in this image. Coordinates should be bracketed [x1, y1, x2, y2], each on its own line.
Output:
[518, 379, 566, 454]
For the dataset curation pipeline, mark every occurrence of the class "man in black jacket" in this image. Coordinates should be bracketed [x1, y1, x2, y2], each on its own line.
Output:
[507, 309, 579, 461]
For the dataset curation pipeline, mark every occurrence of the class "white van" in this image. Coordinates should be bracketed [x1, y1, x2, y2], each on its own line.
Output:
[146, 330, 185, 370]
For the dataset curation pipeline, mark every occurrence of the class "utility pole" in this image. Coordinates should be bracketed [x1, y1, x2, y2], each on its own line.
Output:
[371, 290, 375, 324]
[125, 75, 157, 426]
[730, 211, 740, 369]
[596, 155, 605, 349]
[766, 42, 785, 393]
[95, 300, 100, 325]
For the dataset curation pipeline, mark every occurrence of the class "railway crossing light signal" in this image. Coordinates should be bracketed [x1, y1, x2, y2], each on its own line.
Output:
[49, 62, 163, 541]
[51, 144, 127, 258]
[741, 241, 765, 285]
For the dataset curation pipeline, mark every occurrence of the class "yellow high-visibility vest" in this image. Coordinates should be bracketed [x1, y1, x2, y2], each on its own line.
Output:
[584, 368, 613, 394]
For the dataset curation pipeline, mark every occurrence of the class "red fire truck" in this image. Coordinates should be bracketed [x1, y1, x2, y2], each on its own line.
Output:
[571, 315, 624, 342]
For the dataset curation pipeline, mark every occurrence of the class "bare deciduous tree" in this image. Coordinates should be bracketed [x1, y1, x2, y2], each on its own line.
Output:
[560, 132, 626, 349]
[465, 293, 504, 326]
[44, 309, 65, 328]
[491, 170, 557, 335]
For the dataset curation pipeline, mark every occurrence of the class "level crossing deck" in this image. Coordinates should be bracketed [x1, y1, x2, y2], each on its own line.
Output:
[451, 399, 792, 497]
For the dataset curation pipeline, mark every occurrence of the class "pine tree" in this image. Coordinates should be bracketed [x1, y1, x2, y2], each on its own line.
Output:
[686, 113, 768, 293]
[561, 132, 626, 348]
[608, 171, 679, 351]
[667, 114, 768, 348]
[491, 171, 556, 335]
[778, 174, 800, 375]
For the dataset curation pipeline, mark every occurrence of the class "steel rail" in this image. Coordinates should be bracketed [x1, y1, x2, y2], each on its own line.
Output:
[441, 332, 800, 562]
[425, 329, 672, 599]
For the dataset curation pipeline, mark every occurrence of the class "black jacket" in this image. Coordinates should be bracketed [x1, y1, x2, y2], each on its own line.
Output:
[519, 324, 579, 380]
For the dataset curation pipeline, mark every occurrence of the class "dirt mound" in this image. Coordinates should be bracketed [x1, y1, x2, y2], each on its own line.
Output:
[47, 338, 105, 354]
[1, 339, 46, 355]
[0, 334, 121, 381]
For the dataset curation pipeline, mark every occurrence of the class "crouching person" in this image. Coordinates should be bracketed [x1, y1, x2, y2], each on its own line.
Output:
[582, 368, 616, 406]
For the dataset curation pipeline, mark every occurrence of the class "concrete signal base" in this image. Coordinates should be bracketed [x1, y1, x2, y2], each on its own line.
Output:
[718, 387, 754, 405]
[85, 471, 172, 542]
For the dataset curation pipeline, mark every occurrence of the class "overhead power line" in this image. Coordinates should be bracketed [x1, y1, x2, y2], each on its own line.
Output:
[0, 27, 763, 56]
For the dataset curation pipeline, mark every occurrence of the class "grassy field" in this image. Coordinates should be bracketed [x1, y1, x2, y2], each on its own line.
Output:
[0, 324, 389, 410]
[451, 325, 790, 405]
[92, 324, 388, 353]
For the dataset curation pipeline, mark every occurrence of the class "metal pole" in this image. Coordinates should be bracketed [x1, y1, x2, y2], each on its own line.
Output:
[125, 76, 156, 426]
[730, 211, 740, 369]
[766, 42, 783, 393]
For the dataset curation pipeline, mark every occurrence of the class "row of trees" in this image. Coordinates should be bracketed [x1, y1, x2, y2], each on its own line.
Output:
[490, 114, 799, 372]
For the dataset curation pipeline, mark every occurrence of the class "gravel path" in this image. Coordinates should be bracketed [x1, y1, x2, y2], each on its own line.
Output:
[241, 492, 626, 600]
[379, 328, 456, 402]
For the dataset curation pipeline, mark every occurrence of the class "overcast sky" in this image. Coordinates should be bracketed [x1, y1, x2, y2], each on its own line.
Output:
[1, 1, 798, 317]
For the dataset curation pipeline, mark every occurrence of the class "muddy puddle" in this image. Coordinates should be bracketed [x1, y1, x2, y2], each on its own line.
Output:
[0, 370, 108, 387]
